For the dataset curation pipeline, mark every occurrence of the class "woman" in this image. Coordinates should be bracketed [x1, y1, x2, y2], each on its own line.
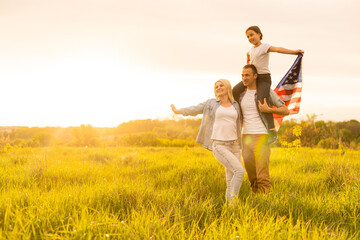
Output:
[171, 79, 245, 203]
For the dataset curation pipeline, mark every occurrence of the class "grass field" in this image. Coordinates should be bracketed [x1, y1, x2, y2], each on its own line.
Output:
[0, 146, 359, 239]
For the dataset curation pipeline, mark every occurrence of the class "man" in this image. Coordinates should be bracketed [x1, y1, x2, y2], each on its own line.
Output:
[233, 64, 289, 193]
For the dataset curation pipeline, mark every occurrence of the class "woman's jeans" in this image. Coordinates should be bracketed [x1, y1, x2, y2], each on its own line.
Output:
[212, 140, 245, 202]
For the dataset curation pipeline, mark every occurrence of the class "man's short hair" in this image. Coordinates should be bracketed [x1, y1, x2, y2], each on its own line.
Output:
[243, 64, 258, 75]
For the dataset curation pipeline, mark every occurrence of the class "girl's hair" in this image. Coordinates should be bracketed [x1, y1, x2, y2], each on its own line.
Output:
[214, 79, 234, 100]
[246, 26, 263, 40]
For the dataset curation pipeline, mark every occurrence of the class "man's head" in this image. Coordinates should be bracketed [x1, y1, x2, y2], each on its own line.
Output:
[242, 64, 258, 90]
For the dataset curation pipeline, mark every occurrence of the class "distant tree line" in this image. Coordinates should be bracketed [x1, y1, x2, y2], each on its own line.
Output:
[278, 115, 360, 150]
[0, 115, 359, 149]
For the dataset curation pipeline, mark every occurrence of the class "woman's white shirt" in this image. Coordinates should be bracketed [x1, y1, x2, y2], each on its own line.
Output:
[211, 105, 238, 141]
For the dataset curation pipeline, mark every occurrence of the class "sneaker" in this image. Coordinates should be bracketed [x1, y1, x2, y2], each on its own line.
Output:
[267, 131, 278, 144]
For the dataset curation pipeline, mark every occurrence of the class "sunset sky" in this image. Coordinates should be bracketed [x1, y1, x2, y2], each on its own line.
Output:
[1, 0, 359, 127]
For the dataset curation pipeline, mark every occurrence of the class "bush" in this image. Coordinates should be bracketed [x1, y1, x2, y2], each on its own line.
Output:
[71, 125, 101, 147]
[158, 138, 197, 147]
[317, 137, 339, 149]
[11, 138, 27, 148]
[118, 132, 160, 146]
[31, 132, 56, 147]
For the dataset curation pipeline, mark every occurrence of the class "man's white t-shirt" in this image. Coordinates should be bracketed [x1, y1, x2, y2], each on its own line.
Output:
[211, 105, 238, 141]
[241, 90, 268, 134]
[249, 42, 271, 74]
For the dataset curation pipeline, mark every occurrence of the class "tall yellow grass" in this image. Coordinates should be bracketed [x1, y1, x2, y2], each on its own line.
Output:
[0, 147, 359, 239]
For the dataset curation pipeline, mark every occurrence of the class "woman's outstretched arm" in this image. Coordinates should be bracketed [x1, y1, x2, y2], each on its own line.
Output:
[170, 101, 207, 116]
[170, 104, 182, 114]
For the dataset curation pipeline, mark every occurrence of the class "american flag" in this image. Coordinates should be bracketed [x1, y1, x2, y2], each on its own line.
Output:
[273, 54, 303, 130]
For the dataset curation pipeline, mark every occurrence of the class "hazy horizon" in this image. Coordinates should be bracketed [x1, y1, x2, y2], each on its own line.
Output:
[1, 0, 359, 127]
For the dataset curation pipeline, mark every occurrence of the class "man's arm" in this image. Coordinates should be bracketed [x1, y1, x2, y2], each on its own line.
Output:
[258, 98, 290, 115]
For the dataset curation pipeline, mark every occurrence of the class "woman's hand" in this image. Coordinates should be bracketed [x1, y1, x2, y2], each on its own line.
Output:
[171, 104, 181, 114]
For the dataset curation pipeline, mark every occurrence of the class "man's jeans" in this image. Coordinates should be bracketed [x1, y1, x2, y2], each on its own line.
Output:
[242, 134, 271, 193]
[212, 140, 245, 202]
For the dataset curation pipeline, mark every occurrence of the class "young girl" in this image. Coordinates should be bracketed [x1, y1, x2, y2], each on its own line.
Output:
[233, 26, 303, 144]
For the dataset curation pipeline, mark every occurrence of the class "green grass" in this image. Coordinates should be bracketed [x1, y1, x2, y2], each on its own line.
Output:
[0, 146, 359, 239]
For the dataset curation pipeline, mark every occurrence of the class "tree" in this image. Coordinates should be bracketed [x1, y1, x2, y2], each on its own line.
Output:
[31, 132, 56, 147]
[72, 125, 101, 147]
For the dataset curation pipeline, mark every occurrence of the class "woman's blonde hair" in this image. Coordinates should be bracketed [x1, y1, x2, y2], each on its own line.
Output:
[214, 79, 234, 101]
